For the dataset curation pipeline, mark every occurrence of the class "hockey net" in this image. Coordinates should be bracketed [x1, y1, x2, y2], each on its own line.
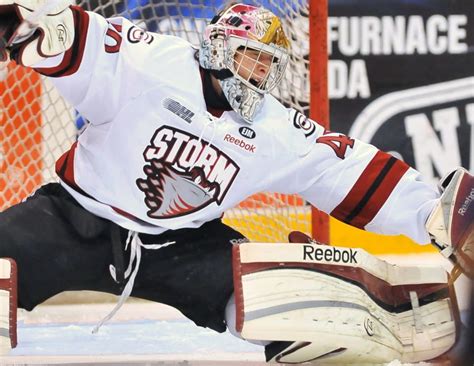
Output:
[0, 0, 316, 242]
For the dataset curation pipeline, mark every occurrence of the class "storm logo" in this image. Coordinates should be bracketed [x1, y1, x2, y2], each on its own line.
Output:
[136, 126, 240, 219]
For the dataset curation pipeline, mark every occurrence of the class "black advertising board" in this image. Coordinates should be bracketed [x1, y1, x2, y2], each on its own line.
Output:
[329, 0, 474, 184]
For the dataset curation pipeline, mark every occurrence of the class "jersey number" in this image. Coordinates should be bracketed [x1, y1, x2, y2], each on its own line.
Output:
[105, 23, 122, 53]
[316, 133, 355, 159]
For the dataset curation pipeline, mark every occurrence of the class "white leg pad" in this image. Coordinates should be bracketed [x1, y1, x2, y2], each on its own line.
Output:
[0, 258, 17, 354]
[232, 243, 459, 364]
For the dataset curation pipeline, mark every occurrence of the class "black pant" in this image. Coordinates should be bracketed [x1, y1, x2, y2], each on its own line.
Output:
[0, 183, 245, 333]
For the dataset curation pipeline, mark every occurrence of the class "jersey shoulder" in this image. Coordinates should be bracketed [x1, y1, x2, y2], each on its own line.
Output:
[260, 95, 324, 139]
[104, 16, 198, 79]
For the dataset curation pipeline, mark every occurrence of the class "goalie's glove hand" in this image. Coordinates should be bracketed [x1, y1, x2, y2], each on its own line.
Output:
[0, 1, 74, 67]
[426, 167, 474, 282]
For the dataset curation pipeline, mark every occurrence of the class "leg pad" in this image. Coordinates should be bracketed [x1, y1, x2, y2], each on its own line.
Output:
[0, 258, 17, 353]
[233, 242, 459, 364]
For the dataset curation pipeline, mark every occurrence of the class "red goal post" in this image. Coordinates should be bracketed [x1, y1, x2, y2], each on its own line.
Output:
[0, 0, 329, 244]
[309, 0, 330, 243]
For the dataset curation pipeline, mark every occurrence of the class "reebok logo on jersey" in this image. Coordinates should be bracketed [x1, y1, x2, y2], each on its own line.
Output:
[303, 245, 358, 264]
[137, 126, 239, 219]
[163, 98, 194, 123]
[223, 134, 256, 153]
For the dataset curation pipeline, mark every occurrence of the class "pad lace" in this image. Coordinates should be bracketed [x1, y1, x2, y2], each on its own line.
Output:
[92, 231, 176, 334]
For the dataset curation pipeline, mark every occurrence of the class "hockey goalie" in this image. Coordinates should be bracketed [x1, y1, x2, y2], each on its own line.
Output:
[0, 0, 473, 363]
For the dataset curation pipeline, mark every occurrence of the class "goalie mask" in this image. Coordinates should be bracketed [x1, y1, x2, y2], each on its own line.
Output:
[199, 3, 290, 123]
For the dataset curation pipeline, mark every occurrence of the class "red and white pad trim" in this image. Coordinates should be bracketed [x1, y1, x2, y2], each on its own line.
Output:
[0, 258, 17, 353]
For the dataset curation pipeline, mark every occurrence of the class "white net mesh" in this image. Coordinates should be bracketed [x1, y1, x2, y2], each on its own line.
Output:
[0, 0, 313, 242]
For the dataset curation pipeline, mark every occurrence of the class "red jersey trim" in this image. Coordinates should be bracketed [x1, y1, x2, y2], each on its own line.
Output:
[331, 151, 410, 229]
[56, 143, 148, 223]
[111, 206, 140, 221]
[35, 6, 90, 77]
[55, 141, 91, 197]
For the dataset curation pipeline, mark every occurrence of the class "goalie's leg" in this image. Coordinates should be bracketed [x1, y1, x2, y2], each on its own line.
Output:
[0, 183, 122, 312]
[0, 258, 17, 355]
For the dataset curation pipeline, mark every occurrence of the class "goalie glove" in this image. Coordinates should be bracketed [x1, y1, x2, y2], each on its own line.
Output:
[0, 0, 74, 67]
[426, 167, 474, 281]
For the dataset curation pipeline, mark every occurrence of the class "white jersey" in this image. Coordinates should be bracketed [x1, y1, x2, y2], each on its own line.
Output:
[35, 9, 439, 242]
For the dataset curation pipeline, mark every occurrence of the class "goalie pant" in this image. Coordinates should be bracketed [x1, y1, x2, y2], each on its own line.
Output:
[0, 183, 245, 334]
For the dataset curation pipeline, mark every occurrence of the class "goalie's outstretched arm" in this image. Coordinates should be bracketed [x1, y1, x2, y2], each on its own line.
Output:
[294, 127, 437, 243]
[0, 1, 79, 70]
[291, 116, 473, 279]
[0, 1, 173, 125]
[0, 1, 105, 120]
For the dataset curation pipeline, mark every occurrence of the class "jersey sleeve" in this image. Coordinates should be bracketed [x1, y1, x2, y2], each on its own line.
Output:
[286, 111, 439, 244]
[31, 6, 188, 125]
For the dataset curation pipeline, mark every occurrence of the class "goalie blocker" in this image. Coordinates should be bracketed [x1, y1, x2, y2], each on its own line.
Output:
[232, 238, 459, 364]
[0, 258, 17, 355]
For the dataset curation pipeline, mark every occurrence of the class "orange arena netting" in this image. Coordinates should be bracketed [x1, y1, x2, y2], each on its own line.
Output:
[0, 64, 42, 206]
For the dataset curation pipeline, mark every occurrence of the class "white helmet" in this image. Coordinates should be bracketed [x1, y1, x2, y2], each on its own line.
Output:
[199, 3, 290, 123]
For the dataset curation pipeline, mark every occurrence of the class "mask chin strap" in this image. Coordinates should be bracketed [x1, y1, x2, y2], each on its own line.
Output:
[210, 68, 233, 80]
[202, 68, 232, 111]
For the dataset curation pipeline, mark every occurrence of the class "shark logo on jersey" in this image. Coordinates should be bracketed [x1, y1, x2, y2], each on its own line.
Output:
[136, 126, 240, 218]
